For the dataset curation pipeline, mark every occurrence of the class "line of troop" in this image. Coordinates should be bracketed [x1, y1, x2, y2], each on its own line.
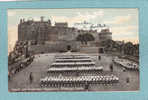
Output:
[40, 53, 119, 89]
[113, 57, 139, 70]
[40, 75, 119, 87]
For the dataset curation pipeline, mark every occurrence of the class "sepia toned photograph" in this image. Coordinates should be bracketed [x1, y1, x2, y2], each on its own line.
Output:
[8, 8, 139, 92]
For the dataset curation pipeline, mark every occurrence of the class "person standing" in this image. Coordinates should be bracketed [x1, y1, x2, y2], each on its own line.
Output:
[29, 72, 33, 84]
[126, 77, 130, 83]
[110, 64, 113, 72]
[98, 55, 101, 60]
[8, 72, 11, 81]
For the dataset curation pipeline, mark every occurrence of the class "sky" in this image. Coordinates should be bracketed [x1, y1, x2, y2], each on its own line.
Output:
[8, 8, 139, 52]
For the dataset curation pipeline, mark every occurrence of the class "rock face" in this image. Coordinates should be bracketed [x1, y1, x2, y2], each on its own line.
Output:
[28, 40, 80, 54]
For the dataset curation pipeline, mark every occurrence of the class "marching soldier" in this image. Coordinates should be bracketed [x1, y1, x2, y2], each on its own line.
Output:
[126, 77, 130, 83]
[84, 82, 89, 91]
[98, 55, 101, 60]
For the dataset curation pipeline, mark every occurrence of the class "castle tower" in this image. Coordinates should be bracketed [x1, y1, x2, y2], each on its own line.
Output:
[98, 28, 112, 42]
[41, 16, 44, 22]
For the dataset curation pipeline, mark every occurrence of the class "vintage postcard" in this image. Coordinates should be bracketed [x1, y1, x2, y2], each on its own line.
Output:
[8, 8, 139, 92]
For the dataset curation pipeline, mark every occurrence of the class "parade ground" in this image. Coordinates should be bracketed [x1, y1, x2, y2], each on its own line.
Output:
[8, 53, 139, 92]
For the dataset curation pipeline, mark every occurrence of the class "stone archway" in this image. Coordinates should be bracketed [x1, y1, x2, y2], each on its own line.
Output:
[67, 45, 71, 51]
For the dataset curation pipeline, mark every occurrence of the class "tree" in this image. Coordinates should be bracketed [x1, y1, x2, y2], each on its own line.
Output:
[99, 39, 139, 57]
[123, 42, 134, 55]
[101, 39, 115, 52]
[76, 33, 95, 45]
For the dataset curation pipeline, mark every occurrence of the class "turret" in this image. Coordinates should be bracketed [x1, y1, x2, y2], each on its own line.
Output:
[41, 16, 44, 22]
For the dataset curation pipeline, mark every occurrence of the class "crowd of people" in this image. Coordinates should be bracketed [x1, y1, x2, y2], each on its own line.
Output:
[9, 41, 28, 65]
[8, 41, 34, 80]
[113, 57, 139, 71]
[40, 54, 119, 89]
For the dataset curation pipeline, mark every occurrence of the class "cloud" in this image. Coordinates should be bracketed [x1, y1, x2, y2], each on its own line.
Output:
[111, 25, 138, 35]
[114, 15, 132, 24]
[76, 10, 104, 21]
[104, 14, 132, 25]
[111, 25, 139, 44]
[51, 10, 104, 27]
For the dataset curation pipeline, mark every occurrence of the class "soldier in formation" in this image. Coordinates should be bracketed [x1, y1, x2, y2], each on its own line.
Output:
[29, 72, 33, 84]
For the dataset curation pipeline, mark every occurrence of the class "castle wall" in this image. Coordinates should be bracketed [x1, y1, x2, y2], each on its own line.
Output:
[17, 18, 112, 53]
[18, 20, 52, 42]
[57, 27, 77, 41]
[28, 41, 80, 54]
[18, 19, 100, 43]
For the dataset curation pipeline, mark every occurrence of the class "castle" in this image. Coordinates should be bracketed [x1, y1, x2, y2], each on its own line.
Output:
[18, 17, 112, 53]
[18, 17, 78, 42]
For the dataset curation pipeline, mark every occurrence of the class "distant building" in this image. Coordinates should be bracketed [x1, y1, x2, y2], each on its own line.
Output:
[98, 28, 112, 42]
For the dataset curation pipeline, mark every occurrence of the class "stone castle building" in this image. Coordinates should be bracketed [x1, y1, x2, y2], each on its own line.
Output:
[18, 17, 77, 42]
[18, 17, 112, 53]
[98, 28, 112, 42]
